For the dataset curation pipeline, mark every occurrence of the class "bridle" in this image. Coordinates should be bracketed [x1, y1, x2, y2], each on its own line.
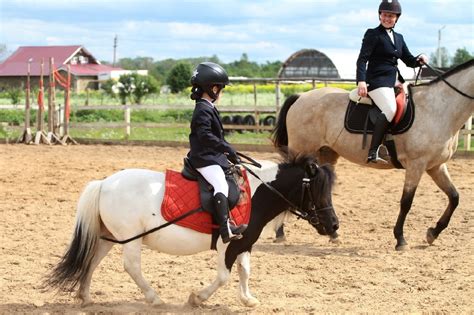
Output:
[415, 63, 474, 100]
[240, 162, 334, 229]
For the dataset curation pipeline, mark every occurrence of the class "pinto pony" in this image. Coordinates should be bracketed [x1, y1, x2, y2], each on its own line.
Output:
[44, 156, 338, 307]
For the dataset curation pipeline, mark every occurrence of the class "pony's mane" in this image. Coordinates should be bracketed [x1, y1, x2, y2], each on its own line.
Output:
[418, 58, 474, 87]
[277, 153, 316, 173]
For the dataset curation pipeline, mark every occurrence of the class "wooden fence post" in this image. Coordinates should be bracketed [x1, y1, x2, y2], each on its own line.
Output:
[17, 58, 33, 144]
[124, 104, 131, 138]
[275, 81, 281, 111]
[464, 115, 472, 151]
[47, 57, 62, 144]
[34, 58, 50, 144]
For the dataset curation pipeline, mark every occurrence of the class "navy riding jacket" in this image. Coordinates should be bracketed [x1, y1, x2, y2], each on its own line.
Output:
[187, 99, 235, 169]
[356, 24, 422, 91]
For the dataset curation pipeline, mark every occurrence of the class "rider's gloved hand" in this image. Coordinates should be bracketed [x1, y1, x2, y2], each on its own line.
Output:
[226, 151, 241, 164]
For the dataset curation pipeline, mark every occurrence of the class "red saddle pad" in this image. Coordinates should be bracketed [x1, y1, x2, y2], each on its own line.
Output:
[161, 168, 252, 234]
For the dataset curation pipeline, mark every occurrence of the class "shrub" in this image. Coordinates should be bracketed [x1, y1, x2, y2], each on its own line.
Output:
[166, 62, 192, 93]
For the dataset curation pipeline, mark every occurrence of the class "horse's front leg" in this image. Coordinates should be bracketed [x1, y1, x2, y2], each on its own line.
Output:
[395, 164, 424, 251]
[122, 240, 164, 305]
[188, 243, 230, 306]
[426, 163, 459, 244]
[236, 251, 259, 307]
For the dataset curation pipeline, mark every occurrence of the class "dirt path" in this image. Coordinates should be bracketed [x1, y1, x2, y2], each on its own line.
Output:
[0, 144, 473, 313]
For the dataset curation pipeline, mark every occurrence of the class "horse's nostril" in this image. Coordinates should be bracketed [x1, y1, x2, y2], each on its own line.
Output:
[333, 224, 339, 231]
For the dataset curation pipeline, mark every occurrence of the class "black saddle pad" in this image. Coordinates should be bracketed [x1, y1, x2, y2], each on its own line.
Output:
[344, 95, 415, 135]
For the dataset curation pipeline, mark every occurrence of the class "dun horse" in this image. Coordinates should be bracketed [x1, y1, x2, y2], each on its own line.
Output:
[272, 60, 474, 250]
[44, 156, 338, 307]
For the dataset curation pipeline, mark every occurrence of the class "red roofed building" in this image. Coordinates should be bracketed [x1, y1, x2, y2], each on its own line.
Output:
[0, 45, 123, 92]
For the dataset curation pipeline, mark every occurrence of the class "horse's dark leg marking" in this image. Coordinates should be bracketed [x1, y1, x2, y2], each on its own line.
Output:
[394, 186, 417, 250]
[426, 164, 459, 244]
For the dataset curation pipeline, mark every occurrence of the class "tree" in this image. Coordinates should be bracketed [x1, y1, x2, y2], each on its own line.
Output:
[430, 47, 450, 68]
[166, 62, 192, 93]
[103, 73, 159, 104]
[452, 47, 473, 67]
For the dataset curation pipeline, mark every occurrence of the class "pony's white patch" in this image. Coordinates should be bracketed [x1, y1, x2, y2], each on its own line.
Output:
[149, 182, 163, 195]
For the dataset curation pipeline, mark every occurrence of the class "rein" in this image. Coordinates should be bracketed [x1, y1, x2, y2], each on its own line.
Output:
[240, 163, 332, 222]
[422, 63, 474, 99]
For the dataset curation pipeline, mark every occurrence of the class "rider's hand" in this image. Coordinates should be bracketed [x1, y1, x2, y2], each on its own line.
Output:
[417, 54, 429, 65]
[358, 81, 368, 97]
[226, 151, 241, 164]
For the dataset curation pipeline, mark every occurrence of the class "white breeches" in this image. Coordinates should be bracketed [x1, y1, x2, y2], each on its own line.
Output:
[197, 165, 229, 197]
[368, 87, 396, 122]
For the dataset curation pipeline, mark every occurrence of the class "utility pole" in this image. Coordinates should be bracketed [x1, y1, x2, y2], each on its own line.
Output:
[113, 35, 117, 67]
[437, 25, 446, 68]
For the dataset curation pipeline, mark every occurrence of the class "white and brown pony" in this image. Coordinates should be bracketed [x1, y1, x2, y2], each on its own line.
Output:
[43, 156, 338, 307]
[272, 60, 474, 250]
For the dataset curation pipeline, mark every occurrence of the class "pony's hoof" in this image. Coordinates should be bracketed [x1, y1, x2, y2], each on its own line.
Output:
[188, 292, 204, 306]
[241, 296, 260, 307]
[145, 292, 164, 305]
[426, 227, 437, 245]
[80, 300, 93, 307]
[151, 297, 165, 306]
[273, 236, 286, 243]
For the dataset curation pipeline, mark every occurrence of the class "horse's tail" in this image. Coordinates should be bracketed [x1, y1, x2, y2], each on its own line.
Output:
[43, 180, 103, 292]
[271, 94, 300, 149]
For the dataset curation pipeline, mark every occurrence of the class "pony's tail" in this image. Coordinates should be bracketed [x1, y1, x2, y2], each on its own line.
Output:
[43, 180, 103, 293]
[271, 94, 300, 149]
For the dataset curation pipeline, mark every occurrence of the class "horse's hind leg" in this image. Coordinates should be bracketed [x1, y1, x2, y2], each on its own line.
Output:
[188, 246, 230, 306]
[77, 239, 114, 306]
[426, 163, 459, 245]
[122, 240, 163, 305]
[236, 252, 259, 307]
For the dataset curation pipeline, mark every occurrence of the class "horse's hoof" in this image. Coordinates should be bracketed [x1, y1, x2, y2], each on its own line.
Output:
[426, 227, 437, 245]
[273, 236, 286, 243]
[145, 291, 163, 305]
[188, 292, 204, 306]
[241, 296, 260, 307]
[395, 243, 409, 251]
[80, 300, 93, 307]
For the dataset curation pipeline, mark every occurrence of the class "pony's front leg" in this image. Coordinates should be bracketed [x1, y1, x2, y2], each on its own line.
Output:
[188, 244, 230, 306]
[236, 251, 259, 307]
[122, 240, 164, 305]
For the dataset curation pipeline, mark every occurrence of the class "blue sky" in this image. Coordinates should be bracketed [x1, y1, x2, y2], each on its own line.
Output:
[1, 0, 473, 78]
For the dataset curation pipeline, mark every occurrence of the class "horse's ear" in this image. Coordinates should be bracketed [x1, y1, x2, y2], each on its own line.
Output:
[306, 162, 319, 176]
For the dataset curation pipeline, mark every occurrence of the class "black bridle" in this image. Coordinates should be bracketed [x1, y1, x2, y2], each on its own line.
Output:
[415, 63, 474, 99]
[239, 160, 333, 228]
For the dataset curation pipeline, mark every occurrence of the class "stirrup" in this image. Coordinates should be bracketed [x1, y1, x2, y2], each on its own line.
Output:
[367, 146, 389, 164]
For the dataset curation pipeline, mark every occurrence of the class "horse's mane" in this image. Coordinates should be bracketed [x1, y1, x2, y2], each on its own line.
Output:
[418, 58, 474, 87]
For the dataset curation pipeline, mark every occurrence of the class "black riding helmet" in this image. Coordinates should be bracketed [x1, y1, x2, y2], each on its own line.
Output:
[190, 62, 230, 101]
[379, 0, 402, 16]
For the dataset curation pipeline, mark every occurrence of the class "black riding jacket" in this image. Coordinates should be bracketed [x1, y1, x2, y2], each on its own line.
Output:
[187, 99, 235, 169]
[356, 24, 422, 91]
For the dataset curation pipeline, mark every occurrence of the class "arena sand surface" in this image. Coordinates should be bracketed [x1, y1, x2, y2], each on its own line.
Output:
[0, 144, 473, 314]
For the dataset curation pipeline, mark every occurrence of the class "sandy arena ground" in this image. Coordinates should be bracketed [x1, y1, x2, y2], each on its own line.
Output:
[0, 144, 473, 314]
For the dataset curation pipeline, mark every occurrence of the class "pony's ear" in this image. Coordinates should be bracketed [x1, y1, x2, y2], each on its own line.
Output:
[306, 162, 319, 176]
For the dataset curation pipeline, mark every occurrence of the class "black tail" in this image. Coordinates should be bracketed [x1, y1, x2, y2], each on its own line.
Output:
[271, 94, 300, 149]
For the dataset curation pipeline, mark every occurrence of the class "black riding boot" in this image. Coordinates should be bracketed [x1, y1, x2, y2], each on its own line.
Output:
[367, 113, 390, 163]
[214, 192, 247, 243]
